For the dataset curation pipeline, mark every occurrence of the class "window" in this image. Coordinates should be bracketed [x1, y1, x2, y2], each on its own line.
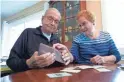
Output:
[6, 24, 25, 57]
[101, 0, 124, 55]
[1, 10, 45, 57]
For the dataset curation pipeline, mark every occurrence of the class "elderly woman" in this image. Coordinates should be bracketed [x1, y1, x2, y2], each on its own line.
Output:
[70, 10, 121, 65]
[54, 10, 121, 65]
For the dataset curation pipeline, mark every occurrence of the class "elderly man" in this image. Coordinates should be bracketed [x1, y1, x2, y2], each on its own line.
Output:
[7, 8, 73, 72]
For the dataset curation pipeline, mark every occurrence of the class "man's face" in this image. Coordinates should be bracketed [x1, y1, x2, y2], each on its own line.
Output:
[42, 10, 61, 34]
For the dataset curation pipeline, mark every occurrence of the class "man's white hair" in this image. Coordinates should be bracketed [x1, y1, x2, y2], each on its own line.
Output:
[45, 8, 61, 19]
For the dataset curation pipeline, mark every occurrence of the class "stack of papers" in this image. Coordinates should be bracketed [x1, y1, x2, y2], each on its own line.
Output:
[60, 69, 81, 73]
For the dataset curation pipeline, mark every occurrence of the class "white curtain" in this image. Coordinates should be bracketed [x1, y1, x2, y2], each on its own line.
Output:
[1, 2, 49, 57]
[1, 10, 45, 57]
[101, 0, 124, 55]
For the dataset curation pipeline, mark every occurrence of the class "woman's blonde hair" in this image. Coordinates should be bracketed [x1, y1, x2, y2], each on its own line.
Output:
[76, 10, 95, 23]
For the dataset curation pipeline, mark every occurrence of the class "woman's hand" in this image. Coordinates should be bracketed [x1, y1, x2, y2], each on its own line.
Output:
[53, 43, 74, 65]
[90, 55, 105, 65]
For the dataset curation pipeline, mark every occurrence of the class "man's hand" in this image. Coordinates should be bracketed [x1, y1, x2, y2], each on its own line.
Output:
[90, 55, 105, 65]
[26, 51, 55, 68]
[53, 43, 74, 65]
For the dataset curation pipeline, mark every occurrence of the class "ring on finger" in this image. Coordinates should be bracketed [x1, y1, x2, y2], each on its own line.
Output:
[65, 53, 69, 56]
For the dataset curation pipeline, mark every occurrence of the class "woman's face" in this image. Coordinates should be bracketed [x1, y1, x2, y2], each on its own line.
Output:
[77, 16, 94, 35]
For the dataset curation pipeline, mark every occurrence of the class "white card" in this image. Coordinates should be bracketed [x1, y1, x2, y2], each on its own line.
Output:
[76, 65, 93, 69]
[47, 72, 72, 78]
[76, 65, 106, 69]
[60, 69, 81, 73]
[92, 65, 105, 69]
[63, 67, 77, 70]
[95, 68, 111, 72]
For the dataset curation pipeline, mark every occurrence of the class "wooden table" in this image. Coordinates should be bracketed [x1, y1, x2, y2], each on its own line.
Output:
[1, 64, 124, 82]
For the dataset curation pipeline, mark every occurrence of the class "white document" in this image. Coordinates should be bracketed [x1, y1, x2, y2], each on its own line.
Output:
[47, 72, 72, 78]
[92, 65, 105, 69]
[76, 65, 106, 69]
[95, 68, 111, 72]
[60, 69, 81, 73]
[76, 65, 94, 69]
[63, 67, 78, 70]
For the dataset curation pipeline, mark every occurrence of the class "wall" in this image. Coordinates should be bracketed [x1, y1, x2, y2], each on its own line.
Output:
[86, 0, 102, 31]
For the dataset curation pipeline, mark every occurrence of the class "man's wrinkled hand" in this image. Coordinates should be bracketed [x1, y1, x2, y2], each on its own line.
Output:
[26, 51, 55, 68]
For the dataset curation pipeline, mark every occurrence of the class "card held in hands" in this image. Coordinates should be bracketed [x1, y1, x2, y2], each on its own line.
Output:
[38, 43, 65, 64]
[38, 43, 54, 55]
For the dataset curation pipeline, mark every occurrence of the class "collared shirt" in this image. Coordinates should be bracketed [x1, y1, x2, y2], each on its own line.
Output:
[7, 26, 61, 72]
[42, 31, 51, 42]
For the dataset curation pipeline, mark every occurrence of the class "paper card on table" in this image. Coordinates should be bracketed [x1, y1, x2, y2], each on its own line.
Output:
[47, 72, 72, 78]
[38, 43, 65, 64]
[63, 67, 78, 70]
[76, 65, 106, 70]
[76, 65, 94, 69]
[92, 65, 105, 69]
[95, 68, 111, 72]
[60, 69, 81, 73]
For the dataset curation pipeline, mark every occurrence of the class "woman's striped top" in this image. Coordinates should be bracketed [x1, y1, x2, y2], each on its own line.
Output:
[70, 31, 121, 64]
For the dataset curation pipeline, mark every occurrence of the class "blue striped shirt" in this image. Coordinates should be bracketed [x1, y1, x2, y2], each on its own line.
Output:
[71, 31, 121, 64]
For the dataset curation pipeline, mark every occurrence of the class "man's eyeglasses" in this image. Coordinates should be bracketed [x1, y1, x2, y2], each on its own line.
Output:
[45, 16, 60, 25]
